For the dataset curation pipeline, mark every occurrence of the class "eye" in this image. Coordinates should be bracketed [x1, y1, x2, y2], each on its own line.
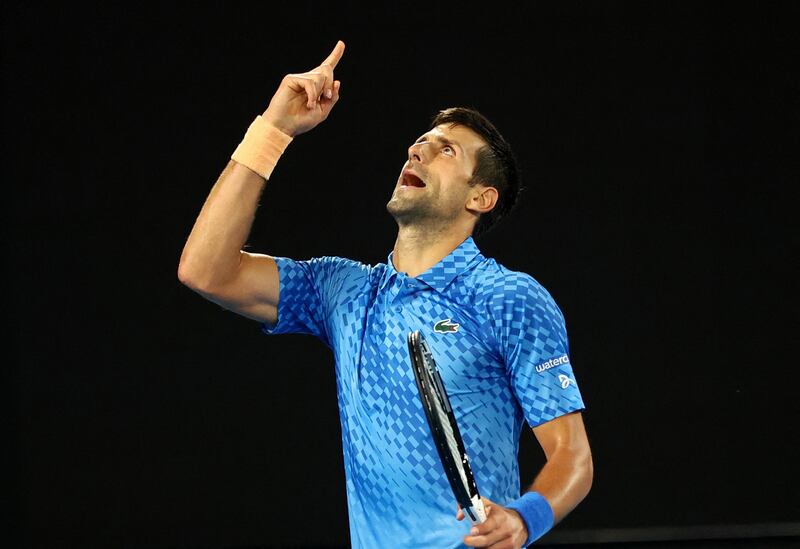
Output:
[442, 145, 455, 156]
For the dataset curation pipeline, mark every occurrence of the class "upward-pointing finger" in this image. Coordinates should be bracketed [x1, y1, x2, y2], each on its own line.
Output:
[320, 40, 346, 69]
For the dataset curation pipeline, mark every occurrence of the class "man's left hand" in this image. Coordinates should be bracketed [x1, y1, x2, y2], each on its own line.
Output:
[457, 497, 528, 548]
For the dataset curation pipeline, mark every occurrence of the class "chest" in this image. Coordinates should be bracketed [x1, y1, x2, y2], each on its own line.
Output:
[350, 280, 507, 410]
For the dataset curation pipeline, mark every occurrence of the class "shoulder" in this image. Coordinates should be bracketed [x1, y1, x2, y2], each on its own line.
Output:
[277, 255, 387, 289]
[473, 258, 557, 307]
[275, 254, 373, 275]
[467, 258, 565, 336]
[468, 262, 569, 364]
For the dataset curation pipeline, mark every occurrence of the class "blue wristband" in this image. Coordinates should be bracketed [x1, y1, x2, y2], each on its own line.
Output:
[505, 492, 554, 546]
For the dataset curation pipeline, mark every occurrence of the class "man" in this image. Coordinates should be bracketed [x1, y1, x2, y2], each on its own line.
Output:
[179, 41, 592, 548]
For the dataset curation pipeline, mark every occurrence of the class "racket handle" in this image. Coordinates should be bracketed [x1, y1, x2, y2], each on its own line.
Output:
[467, 495, 487, 524]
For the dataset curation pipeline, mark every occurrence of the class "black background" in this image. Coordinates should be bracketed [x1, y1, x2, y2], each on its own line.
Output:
[6, 2, 799, 547]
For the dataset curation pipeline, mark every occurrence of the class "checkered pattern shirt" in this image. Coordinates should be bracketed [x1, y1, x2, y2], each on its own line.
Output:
[263, 236, 585, 548]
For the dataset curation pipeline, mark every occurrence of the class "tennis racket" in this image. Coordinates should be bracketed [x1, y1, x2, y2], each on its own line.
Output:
[407, 330, 487, 524]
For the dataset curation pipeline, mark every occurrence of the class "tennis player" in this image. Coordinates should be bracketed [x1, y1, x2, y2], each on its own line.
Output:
[179, 40, 593, 548]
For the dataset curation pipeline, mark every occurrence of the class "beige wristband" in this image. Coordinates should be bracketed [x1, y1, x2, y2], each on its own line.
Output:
[231, 116, 293, 180]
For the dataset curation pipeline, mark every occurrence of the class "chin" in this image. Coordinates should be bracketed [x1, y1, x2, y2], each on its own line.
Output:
[386, 198, 406, 220]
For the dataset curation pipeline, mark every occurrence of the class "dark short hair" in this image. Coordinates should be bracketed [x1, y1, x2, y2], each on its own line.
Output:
[430, 107, 521, 237]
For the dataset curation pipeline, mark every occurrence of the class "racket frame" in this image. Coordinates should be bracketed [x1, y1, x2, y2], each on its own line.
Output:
[407, 330, 487, 524]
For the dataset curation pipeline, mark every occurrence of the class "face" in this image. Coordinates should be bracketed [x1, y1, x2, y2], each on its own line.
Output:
[386, 123, 488, 229]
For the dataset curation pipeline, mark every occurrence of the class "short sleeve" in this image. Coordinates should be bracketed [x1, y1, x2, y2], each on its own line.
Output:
[261, 255, 366, 347]
[492, 273, 586, 427]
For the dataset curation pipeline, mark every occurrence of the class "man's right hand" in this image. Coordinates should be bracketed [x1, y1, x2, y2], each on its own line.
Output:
[262, 40, 345, 137]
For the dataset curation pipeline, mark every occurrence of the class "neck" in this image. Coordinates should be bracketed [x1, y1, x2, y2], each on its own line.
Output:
[391, 224, 472, 277]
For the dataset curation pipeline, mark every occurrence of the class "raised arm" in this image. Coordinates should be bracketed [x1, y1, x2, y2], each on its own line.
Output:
[177, 41, 345, 324]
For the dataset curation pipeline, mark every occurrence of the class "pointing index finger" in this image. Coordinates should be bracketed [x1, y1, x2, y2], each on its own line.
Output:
[320, 40, 345, 69]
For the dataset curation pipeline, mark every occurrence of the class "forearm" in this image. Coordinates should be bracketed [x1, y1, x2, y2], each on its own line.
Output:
[179, 41, 343, 293]
[178, 159, 268, 290]
[464, 446, 592, 548]
[526, 446, 593, 524]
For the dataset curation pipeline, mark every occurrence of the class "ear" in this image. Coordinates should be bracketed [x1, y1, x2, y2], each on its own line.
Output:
[465, 185, 499, 215]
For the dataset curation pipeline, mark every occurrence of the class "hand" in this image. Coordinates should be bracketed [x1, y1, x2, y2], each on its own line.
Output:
[261, 40, 345, 137]
[458, 497, 529, 549]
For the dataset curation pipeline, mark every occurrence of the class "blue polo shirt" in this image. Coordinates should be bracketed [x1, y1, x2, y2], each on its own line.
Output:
[263, 236, 585, 548]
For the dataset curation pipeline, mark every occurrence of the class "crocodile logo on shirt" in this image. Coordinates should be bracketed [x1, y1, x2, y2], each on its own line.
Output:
[433, 319, 460, 333]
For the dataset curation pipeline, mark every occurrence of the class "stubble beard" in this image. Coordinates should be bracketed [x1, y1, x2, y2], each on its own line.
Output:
[386, 191, 459, 233]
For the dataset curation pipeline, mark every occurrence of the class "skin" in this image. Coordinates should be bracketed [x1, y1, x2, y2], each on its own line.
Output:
[459, 411, 593, 547]
[387, 124, 498, 277]
[178, 40, 593, 548]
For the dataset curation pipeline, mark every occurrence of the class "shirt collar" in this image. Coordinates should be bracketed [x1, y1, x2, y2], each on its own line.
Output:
[381, 236, 483, 292]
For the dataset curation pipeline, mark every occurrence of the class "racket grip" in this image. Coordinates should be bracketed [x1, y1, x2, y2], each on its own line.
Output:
[467, 495, 487, 524]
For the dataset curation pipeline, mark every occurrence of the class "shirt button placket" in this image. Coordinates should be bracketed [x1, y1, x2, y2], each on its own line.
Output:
[394, 275, 406, 312]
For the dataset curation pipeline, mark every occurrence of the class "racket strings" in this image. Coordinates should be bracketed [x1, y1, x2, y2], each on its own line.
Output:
[409, 330, 482, 516]
[429, 385, 471, 493]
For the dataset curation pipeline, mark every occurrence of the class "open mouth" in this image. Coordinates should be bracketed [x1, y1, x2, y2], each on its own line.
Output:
[401, 172, 426, 188]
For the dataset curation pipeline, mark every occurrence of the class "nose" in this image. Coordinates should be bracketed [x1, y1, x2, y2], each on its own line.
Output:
[408, 141, 426, 163]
